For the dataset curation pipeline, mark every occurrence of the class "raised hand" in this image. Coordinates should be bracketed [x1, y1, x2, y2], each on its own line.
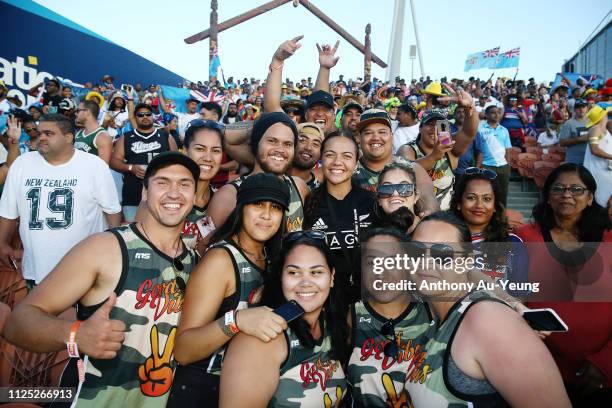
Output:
[273, 35, 304, 63]
[138, 324, 176, 397]
[437, 83, 474, 108]
[6, 115, 21, 145]
[316, 40, 340, 69]
[77, 293, 126, 359]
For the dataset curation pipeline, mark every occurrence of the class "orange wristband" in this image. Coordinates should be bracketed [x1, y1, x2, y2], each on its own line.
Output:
[67, 320, 82, 358]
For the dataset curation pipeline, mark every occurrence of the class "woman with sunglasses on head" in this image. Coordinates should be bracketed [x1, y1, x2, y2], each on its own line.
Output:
[219, 231, 349, 407]
[135, 120, 223, 252]
[168, 173, 290, 408]
[374, 162, 421, 235]
[515, 164, 612, 406]
[347, 225, 435, 408]
[404, 211, 571, 407]
[303, 133, 376, 303]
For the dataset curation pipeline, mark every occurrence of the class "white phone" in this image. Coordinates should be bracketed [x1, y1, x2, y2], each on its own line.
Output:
[522, 308, 568, 332]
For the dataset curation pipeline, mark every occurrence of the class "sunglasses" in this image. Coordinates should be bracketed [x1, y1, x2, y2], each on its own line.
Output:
[377, 183, 415, 198]
[408, 241, 466, 262]
[285, 230, 327, 243]
[136, 112, 153, 118]
[550, 185, 587, 196]
[381, 320, 399, 358]
[24, 127, 38, 133]
[464, 167, 497, 180]
[186, 119, 225, 133]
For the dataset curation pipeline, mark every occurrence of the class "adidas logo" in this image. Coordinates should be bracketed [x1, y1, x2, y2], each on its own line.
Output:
[312, 218, 328, 230]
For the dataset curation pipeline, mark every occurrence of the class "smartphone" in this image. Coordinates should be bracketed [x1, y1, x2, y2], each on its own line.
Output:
[196, 216, 216, 239]
[121, 84, 132, 93]
[523, 308, 568, 332]
[274, 300, 305, 323]
[436, 120, 452, 145]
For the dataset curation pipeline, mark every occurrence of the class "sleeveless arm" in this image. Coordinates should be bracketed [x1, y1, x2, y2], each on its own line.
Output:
[206, 184, 238, 234]
[219, 333, 286, 408]
[110, 135, 130, 173]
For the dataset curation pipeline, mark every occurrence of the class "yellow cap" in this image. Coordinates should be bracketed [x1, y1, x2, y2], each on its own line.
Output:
[423, 81, 444, 97]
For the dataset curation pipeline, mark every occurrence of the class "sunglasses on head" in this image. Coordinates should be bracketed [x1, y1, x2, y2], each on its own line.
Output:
[136, 112, 153, 118]
[464, 167, 497, 180]
[381, 320, 399, 359]
[186, 119, 225, 133]
[408, 241, 466, 262]
[377, 183, 415, 198]
[285, 230, 327, 243]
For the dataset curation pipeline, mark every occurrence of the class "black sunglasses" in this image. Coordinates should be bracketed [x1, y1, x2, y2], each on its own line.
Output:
[408, 241, 466, 262]
[381, 320, 399, 358]
[136, 112, 153, 118]
[285, 230, 326, 243]
[186, 119, 225, 133]
[377, 183, 415, 198]
[464, 167, 497, 180]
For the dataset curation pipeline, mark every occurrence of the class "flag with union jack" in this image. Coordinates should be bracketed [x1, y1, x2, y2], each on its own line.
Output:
[464, 46, 500, 71]
[494, 47, 520, 69]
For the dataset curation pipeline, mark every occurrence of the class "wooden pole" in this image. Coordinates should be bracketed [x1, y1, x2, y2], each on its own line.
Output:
[364, 24, 372, 81]
[209, 0, 219, 82]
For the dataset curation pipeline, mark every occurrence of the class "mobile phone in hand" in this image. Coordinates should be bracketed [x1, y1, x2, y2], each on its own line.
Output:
[523, 308, 568, 332]
[274, 300, 305, 323]
[436, 119, 452, 145]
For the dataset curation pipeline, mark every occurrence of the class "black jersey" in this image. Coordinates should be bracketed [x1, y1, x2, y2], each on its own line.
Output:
[122, 128, 171, 206]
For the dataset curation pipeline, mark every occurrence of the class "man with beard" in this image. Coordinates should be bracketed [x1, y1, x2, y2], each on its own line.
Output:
[289, 122, 324, 190]
[207, 112, 309, 233]
[353, 109, 439, 215]
[0, 114, 121, 289]
[222, 102, 239, 124]
[74, 100, 113, 164]
[110, 103, 177, 222]
[4, 152, 199, 407]
[339, 98, 363, 137]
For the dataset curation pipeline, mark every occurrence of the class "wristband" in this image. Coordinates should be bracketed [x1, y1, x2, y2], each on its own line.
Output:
[128, 164, 133, 172]
[225, 310, 240, 334]
[67, 320, 86, 382]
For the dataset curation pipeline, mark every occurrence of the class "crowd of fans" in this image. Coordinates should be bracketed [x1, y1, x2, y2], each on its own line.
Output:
[0, 35, 610, 408]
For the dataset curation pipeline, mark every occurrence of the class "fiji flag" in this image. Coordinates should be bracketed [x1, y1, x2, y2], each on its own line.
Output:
[464, 47, 499, 71]
[494, 48, 520, 69]
[209, 53, 222, 80]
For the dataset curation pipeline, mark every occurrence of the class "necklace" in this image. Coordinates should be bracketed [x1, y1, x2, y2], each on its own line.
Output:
[139, 223, 186, 291]
[235, 234, 267, 262]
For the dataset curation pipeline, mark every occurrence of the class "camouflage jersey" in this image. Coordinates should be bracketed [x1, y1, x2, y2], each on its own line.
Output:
[406, 141, 454, 210]
[187, 238, 266, 375]
[180, 185, 216, 250]
[348, 300, 436, 408]
[73, 223, 196, 408]
[268, 320, 346, 408]
[404, 291, 507, 407]
[231, 174, 304, 232]
[352, 159, 380, 193]
[74, 126, 106, 156]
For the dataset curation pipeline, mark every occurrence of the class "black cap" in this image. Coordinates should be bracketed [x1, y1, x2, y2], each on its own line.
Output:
[144, 152, 200, 184]
[186, 97, 200, 104]
[306, 90, 334, 110]
[357, 108, 392, 131]
[420, 109, 447, 128]
[342, 101, 364, 114]
[237, 173, 290, 210]
[574, 99, 587, 108]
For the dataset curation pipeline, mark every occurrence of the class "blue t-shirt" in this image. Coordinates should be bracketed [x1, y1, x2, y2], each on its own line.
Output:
[455, 133, 485, 175]
[478, 122, 511, 167]
[500, 108, 525, 130]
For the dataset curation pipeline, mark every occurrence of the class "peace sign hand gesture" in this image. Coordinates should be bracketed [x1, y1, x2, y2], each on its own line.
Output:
[316, 40, 340, 69]
[138, 325, 176, 397]
[438, 83, 475, 108]
[273, 35, 304, 63]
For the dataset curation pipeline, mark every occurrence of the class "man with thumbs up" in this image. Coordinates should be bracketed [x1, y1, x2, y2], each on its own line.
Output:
[4, 152, 200, 407]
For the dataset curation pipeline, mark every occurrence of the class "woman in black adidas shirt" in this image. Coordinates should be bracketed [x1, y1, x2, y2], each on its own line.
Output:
[303, 133, 376, 303]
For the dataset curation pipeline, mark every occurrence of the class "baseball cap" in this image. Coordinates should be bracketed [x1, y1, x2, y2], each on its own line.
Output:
[306, 90, 334, 110]
[237, 173, 290, 210]
[420, 109, 447, 128]
[356, 108, 392, 131]
[144, 151, 200, 185]
[574, 99, 587, 108]
[342, 100, 363, 114]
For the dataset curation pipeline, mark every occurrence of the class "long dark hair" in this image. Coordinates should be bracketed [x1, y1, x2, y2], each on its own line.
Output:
[208, 202, 286, 259]
[260, 236, 349, 361]
[450, 173, 509, 242]
[532, 163, 611, 241]
[303, 133, 359, 228]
